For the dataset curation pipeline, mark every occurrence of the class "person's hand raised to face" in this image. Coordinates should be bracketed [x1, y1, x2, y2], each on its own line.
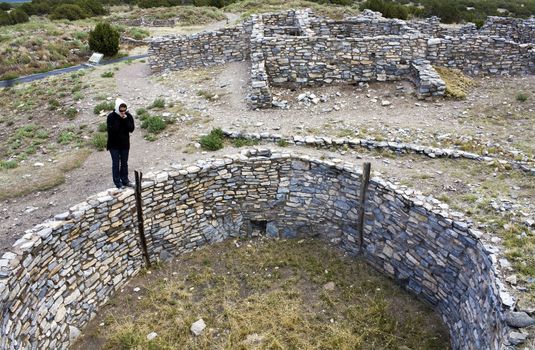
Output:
[119, 106, 127, 118]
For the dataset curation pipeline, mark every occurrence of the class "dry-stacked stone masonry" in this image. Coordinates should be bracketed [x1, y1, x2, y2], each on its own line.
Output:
[0, 150, 530, 349]
[148, 9, 535, 109]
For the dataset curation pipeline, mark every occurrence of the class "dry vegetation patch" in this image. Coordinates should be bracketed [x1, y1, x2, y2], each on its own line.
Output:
[434, 66, 476, 99]
[74, 238, 450, 350]
[0, 148, 90, 200]
[225, 0, 361, 20]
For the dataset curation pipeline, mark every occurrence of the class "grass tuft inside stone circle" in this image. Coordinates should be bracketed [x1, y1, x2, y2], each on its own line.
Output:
[73, 238, 450, 350]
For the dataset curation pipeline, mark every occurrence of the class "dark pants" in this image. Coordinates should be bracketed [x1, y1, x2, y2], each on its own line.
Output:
[109, 148, 130, 188]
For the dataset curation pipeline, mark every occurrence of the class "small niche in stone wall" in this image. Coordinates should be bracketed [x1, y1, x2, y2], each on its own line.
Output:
[249, 219, 267, 236]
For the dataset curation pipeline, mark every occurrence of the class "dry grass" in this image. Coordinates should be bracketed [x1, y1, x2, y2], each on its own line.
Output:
[434, 66, 475, 99]
[0, 148, 90, 200]
[74, 238, 450, 350]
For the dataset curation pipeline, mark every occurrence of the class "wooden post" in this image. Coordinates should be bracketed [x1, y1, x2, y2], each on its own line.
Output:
[358, 162, 371, 253]
[134, 170, 151, 268]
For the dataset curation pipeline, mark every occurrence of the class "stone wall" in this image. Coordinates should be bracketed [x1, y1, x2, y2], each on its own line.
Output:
[0, 190, 143, 349]
[427, 36, 535, 75]
[409, 59, 447, 98]
[248, 15, 273, 109]
[0, 150, 521, 349]
[310, 10, 410, 38]
[261, 34, 428, 85]
[363, 178, 507, 349]
[148, 9, 534, 108]
[481, 16, 535, 44]
[148, 23, 252, 73]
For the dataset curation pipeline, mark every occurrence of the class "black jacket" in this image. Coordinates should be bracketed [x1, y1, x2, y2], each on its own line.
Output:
[106, 111, 135, 150]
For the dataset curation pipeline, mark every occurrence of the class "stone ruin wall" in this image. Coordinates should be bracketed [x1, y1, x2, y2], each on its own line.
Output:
[0, 150, 521, 350]
[148, 9, 535, 109]
[148, 23, 252, 73]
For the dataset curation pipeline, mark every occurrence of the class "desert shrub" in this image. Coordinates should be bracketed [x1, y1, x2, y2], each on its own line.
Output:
[231, 136, 258, 148]
[20, 2, 51, 16]
[89, 22, 120, 57]
[101, 71, 114, 78]
[0, 160, 18, 170]
[423, 0, 461, 24]
[516, 93, 528, 102]
[149, 98, 165, 109]
[141, 116, 166, 134]
[98, 122, 107, 132]
[9, 9, 30, 24]
[58, 131, 75, 144]
[137, 0, 170, 8]
[361, 0, 409, 20]
[65, 107, 78, 120]
[77, 0, 107, 16]
[0, 11, 9, 26]
[50, 4, 88, 20]
[48, 99, 61, 110]
[93, 101, 115, 114]
[200, 128, 224, 151]
[92, 132, 107, 150]
[277, 139, 289, 147]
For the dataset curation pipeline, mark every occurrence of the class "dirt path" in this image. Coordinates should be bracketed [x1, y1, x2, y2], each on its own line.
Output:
[1, 14, 534, 255]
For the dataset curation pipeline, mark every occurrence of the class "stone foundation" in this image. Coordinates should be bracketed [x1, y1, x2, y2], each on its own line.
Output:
[148, 9, 535, 109]
[0, 150, 524, 349]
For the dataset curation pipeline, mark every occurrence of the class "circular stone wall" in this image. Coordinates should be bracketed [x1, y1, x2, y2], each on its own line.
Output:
[0, 149, 515, 349]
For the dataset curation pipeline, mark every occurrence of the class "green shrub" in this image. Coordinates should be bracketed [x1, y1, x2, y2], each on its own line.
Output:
[361, 0, 408, 20]
[0, 160, 17, 170]
[92, 132, 107, 151]
[35, 130, 49, 139]
[50, 4, 88, 20]
[141, 116, 166, 134]
[136, 108, 149, 119]
[77, 0, 107, 16]
[101, 71, 114, 78]
[58, 131, 75, 144]
[149, 98, 165, 109]
[231, 136, 258, 148]
[93, 101, 114, 114]
[65, 107, 78, 120]
[7, 9, 29, 25]
[200, 128, 224, 151]
[0, 11, 10, 26]
[89, 22, 120, 57]
[48, 99, 61, 110]
[97, 122, 107, 132]
[0, 3, 11, 11]
[516, 93, 528, 102]
[277, 139, 289, 147]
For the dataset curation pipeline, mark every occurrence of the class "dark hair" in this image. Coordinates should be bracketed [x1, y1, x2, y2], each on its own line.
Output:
[119, 103, 127, 109]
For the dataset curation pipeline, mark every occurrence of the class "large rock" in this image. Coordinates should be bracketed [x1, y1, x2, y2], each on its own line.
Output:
[505, 311, 535, 328]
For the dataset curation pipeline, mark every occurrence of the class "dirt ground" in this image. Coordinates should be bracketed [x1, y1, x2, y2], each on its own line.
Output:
[1, 57, 533, 251]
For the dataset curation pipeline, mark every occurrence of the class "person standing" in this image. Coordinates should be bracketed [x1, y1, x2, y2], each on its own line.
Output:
[107, 98, 135, 189]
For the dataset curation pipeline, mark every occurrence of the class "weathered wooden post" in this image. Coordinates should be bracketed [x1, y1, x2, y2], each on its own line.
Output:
[134, 170, 151, 267]
[358, 162, 371, 252]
